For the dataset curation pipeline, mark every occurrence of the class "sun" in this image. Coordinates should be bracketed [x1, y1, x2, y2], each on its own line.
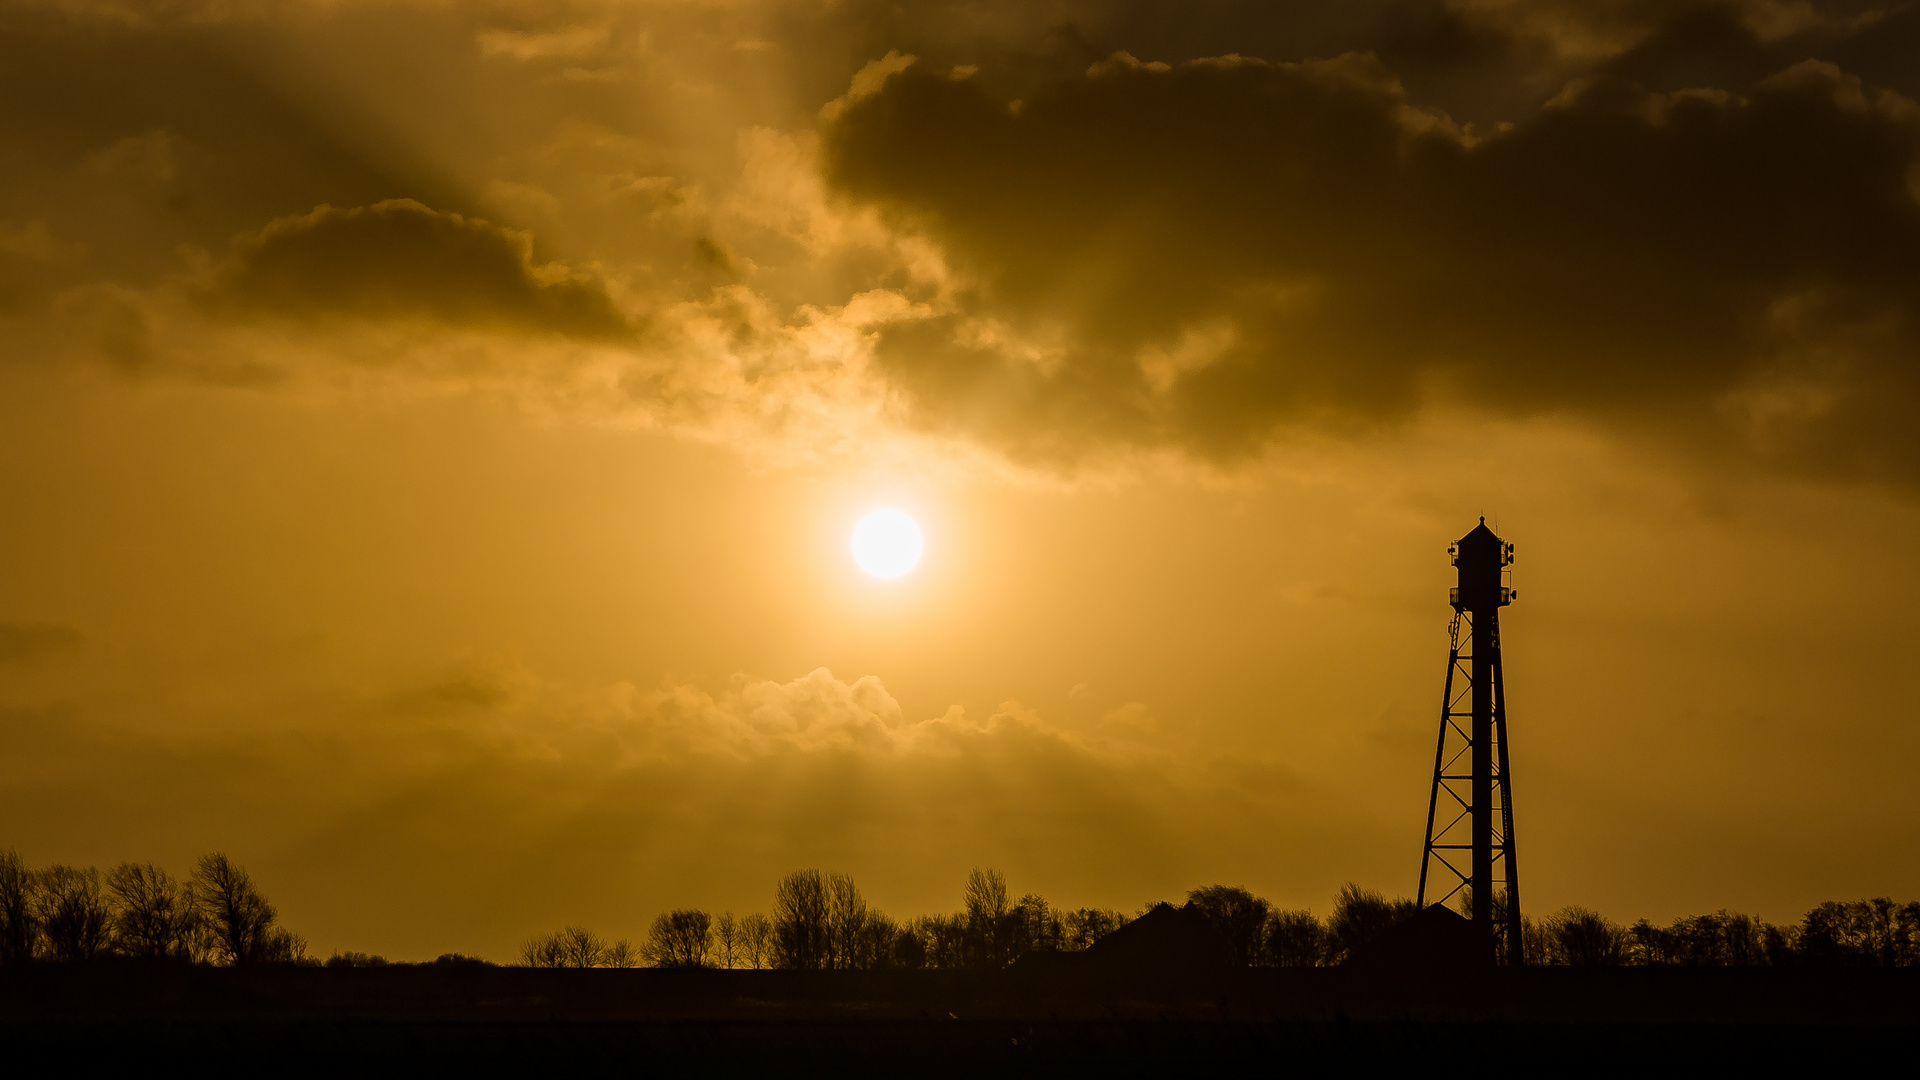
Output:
[851, 510, 924, 578]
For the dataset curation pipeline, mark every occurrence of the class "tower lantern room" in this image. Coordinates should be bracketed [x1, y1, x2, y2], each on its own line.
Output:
[1449, 518, 1515, 613]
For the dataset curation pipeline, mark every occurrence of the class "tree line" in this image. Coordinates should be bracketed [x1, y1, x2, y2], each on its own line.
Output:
[521, 868, 1132, 970]
[5, 845, 1913, 969]
[1520, 898, 1920, 967]
[526, 875, 1920, 970]
[1194, 885, 1920, 968]
[0, 849, 305, 965]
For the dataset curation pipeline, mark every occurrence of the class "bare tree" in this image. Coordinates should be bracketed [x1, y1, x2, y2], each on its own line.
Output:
[849, 911, 896, 970]
[1330, 883, 1417, 964]
[773, 870, 829, 970]
[738, 912, 773, 969]
[520, 930, 567, 967]
[1628, 918, 1679, 965]
[1061, 908, 1127, 953]
[1519, 913, 1553, 965]
[714, 912, 739, 969]
[188, 853, 278, 965]
[890, 919, 927, 969]
[1797, 898, 1919, 965]
[1263, 909, 1326, 967]
[1011, 894, 1064, 958]
[0, 849, 35, 964]
[644, 910, 713, 968]
[913, 913, 967, 969]
[1187, 885, 1270, 966]
[962, 868, 1011, 968]
[825, 873, 866, 970]
[1548, 906, 1627, 965]
[106, 863, 195, 960]
[604, 938, 639, 968]
[36, 865, 110, 962]
[558, 925, 607, 968]
[324, 951, 389, 967]
[260, 926, 309, 964]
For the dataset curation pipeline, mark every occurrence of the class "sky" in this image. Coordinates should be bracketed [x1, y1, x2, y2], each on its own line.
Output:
[3, 0, 1919, 961]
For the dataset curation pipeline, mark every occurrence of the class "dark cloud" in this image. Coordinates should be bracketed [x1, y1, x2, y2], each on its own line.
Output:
[208, 199, 631, 338]
[0, 6, 455, 285]
[824, 24, 1920, 472]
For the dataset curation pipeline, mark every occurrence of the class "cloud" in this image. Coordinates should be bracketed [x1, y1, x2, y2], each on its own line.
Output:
[204, 199, 632, 338]
[822, 38, 1920, 475]
[8, 0, 1920, 482]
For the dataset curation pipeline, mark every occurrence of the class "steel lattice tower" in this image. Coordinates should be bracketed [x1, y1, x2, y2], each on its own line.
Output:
[1418, 518, 1522, 964]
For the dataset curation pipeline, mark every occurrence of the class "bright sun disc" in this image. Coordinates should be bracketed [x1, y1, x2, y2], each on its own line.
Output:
[851, 510, 924, 578]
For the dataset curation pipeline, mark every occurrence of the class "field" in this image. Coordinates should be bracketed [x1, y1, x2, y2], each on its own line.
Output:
[4, 963, 1915, 1075]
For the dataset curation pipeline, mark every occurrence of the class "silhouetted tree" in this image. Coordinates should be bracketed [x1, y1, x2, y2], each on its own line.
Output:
[36, 865, 110, 962]
[324, 951, 388, 967]
[645, 909, 713, 968]
[1452, 887, 1537, 964]
[1187, 885, 1270, 966]
[1898, 901, 1920, 967]
[888, 919, 928, 969]
[1330, 883, 1417, 963]
[1009, 894, 1064, 957]
[738, 912, 773, 969]
[1547, 906, 1628, 965]
[1262, 909, 1327, 967]
[1797, 898, 1919, 966]
[106, 862, 196, 960]
[963, 868, 1011, 968]
[1719, 911, 1763, 965]
[1674, 911, 1730, 965]
[520, 930, 566, 967]
[557, 925, 607, 968]
[432, 953, 491, 966]
[264, 927, 309, 963]
[188, 853, 279, 965]
[774, 870, 830, 970]
[912, 913, 967, 969]
[714, 912, 739, 969]
[1061, 908, 1128, 952]
[825, 873, 866, 970]
[0, 849, 35, 964]
[847, 911, 896, 969]
[1518, 914, 1553, 965]
[1762, 921, 1798, 965]
[604, 938, 639, 968]
[1627, 918, 1679, 965]
[1620, 909, 1781, 966]
[517, 926, 609, 967]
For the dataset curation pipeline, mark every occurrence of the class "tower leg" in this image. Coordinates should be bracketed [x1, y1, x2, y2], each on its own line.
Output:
[1495, 647, 1521, 964]
[1472, 610, 1496, 963]
[1418, 640, 1457, 908]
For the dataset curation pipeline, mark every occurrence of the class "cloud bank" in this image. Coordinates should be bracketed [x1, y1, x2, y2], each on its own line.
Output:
[2, 0, 1918, 479]
[826, 46, 1920, 471]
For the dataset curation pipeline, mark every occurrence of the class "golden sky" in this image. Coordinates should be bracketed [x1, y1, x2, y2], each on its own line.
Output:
[3, 0, 1919, 960]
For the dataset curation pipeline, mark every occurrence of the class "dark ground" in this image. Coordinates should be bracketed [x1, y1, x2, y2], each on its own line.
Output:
[4, 964, 1916, 1075]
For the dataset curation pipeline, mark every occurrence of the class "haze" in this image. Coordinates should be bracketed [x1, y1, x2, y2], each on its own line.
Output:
[2, 0, 1918, 961]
